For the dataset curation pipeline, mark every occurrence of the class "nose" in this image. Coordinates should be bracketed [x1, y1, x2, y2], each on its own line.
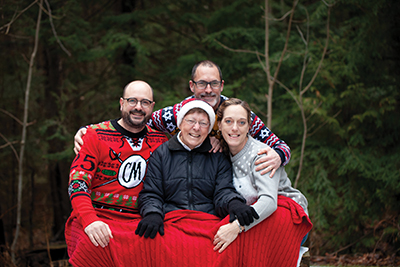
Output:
[134, 101, 144, 110]
[192, 121, 201, 130]
[232, 122, 239, 130]
[204, 83, 213, 94]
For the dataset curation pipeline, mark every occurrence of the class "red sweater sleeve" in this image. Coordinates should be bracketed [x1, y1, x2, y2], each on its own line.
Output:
[68, 128, 101, 229]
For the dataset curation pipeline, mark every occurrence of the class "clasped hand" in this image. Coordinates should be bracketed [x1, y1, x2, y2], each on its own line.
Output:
[84, 220, 113, 248]
[228, 199, 259, 226]
[135, 213, 164, 239]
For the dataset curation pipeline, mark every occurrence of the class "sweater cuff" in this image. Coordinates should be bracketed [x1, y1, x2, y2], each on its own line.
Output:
[71, 196, 100, 229]
[275, 149, 285, 166]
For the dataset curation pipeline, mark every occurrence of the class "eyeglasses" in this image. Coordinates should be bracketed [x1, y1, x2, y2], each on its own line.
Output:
[184, 118, 210, 128]
[192, 80, 222, 90]
[122, 97, 154, 108]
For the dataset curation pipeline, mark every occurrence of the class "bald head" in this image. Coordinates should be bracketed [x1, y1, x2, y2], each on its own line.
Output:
[119, 80, 155, 133]
[123, 80, 154, 100]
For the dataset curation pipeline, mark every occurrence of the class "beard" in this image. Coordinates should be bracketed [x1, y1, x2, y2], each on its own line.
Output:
[199, 92, 218, 108]
[121, 109, 151, 129]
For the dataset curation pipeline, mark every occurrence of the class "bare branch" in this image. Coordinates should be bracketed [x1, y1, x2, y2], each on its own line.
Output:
[0, 1, 38, 33]
[307, 109, 341, 137]
[0, 108, 37, 127]
[11, 0, 43, 263]
[264, 0, 272, 128]
[271, 0, 299, 88]
[264, 0, 271, 84]
[43, 0, 72, 57]
[255, 52, 268, 74]
[213, 38, 267, 73]
[0, 204, 18, 220]
[213, 39, 264, 57]
[306, 101, 323, 121]
[298, 6, 310, 92]
[301, 6, 331, 95]
[0, 132, 20, 162]
[296, 25, 307, 46]
[271, 9, 293, 21]
[251, 102, 268, 118]
[321, 0, 336, 8]
[330, 231, 372, 257]
[0, 108, 23, 125]
[37, 0, 62, 19]
[272, 77, 301, 107]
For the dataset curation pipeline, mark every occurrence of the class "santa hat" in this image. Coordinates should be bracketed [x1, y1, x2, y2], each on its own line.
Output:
[176, 98, 215, 133]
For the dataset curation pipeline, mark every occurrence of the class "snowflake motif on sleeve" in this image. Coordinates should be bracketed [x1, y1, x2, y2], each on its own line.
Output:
[68, 180, 89, 196]
[166, 122, 176, 132]
[162, 109, 173, 121]
[260, 129, 270, 139]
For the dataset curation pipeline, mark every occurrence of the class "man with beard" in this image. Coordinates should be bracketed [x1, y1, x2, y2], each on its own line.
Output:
[74, 60, 291, 177]
[65, 80, 168, 254]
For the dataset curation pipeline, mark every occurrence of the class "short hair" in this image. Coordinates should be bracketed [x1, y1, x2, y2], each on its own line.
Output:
[191, 60, 223, 81]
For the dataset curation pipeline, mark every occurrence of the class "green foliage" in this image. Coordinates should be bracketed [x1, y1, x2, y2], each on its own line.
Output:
[0, 0, 399, 259]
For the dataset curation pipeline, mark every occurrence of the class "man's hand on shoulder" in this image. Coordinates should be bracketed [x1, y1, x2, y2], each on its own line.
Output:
[209, 136, 222, 153]
[74, 127, 87, 155]
[254, 146, 281, 177]
[84, 220, 113, 247]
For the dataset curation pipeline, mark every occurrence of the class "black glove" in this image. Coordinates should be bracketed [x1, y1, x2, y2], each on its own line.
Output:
[228, 199, 259, 226]
[135, 213, 164, 239]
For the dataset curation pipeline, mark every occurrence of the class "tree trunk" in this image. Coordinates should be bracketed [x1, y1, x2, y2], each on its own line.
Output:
[11, 0, 43, 263]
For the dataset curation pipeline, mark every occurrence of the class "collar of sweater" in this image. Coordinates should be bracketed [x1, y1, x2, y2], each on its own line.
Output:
[111, 118, 149, 139]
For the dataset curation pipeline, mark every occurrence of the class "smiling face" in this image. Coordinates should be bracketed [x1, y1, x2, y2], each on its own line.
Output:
[179, 110, 210, 150]
[218, 104, 251, 156]
[189, 65, 224, 110]
[119, 81, 155, 133]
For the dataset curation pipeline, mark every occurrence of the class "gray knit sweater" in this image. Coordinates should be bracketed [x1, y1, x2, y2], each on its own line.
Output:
[231, 136, 309, 232]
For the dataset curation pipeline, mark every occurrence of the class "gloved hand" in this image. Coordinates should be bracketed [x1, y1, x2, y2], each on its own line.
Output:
[135, 213, 164, 239]
[228, 199, 259, 226]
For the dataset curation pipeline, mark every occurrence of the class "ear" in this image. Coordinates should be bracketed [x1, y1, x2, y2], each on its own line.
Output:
[189, 80, 195, 93]
[220, 80, 225, 92]
[120, 98, 124, 110]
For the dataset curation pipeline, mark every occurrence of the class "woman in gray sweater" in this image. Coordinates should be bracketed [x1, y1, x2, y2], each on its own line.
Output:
[213, 98, 310, 255]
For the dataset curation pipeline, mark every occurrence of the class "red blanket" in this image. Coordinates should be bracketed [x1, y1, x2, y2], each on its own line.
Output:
[65, 195, 312, 267]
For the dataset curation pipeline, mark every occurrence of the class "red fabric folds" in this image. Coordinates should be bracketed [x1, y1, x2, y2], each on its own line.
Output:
[65, 195, 312, 267]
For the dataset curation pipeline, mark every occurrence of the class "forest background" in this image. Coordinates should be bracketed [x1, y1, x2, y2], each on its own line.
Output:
[0, 0, 399, 266]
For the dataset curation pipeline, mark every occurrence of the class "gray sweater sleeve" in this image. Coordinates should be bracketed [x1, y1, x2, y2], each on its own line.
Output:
[243, 158, 282, 232]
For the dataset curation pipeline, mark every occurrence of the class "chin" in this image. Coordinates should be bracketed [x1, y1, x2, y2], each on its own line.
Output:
[227, 139, 241, 147]
[202, 98, 218, 107]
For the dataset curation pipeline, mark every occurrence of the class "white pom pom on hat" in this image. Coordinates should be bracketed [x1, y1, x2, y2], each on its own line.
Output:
[176, 98, 215, 133]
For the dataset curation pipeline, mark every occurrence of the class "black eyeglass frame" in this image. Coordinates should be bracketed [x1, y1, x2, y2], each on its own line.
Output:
[122, 97, 154, 108]
[191, 80, 222, 90]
